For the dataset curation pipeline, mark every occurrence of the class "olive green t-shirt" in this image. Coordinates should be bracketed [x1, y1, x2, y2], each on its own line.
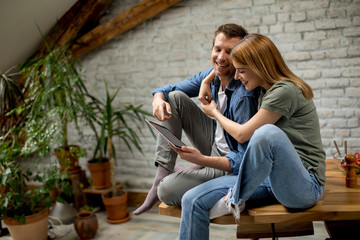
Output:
[259, 81, 326, 186]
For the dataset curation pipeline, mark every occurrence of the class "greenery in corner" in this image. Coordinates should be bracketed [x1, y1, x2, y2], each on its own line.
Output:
[0, 42, 86, 223]
[0, 33, 154, 223]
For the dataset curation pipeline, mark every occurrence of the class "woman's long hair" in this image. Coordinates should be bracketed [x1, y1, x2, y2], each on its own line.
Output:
[231, 33, 313, 99]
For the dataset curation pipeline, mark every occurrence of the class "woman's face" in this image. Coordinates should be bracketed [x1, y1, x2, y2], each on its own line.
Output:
[233, 62, 269, 90]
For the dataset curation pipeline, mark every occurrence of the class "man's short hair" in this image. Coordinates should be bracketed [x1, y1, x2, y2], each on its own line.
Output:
[213, 23, 248, 46]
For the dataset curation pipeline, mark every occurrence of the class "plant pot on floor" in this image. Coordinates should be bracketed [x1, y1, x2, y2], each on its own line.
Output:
[102, 190, 130, 224]
[74, 211, 98, 240]
[2, 208, 50, 240]
[54, 145, 81, 174]
[87, 158, 111, 189]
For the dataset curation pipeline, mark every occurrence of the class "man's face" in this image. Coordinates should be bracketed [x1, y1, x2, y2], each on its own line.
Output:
[211, 33, 241, 79]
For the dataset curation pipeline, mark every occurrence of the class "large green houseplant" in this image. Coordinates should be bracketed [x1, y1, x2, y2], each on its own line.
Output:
[88, 81, 152, 223]
[20, 43, 94, 172]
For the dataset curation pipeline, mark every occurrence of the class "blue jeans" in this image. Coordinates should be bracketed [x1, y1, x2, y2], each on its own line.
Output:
[179, 125, 324, 240]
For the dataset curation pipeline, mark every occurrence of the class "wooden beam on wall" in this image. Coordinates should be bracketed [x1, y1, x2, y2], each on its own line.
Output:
[71, 0, 182, 59]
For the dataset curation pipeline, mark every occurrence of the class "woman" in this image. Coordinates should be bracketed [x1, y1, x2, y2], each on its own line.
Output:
[170, 33, 326, 240]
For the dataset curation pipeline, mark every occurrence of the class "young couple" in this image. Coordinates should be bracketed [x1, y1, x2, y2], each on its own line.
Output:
[134, 23, 325, 240]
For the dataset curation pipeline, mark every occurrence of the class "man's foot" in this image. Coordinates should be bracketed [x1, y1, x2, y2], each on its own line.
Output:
[133, 165, 172, 215]
[209, 189, 245, 221]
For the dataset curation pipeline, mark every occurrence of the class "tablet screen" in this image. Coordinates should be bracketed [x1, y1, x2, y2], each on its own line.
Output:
[145, 119, 186, 149]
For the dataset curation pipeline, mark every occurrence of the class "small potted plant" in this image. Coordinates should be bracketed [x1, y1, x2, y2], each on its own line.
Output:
[88, 81, 152, 223]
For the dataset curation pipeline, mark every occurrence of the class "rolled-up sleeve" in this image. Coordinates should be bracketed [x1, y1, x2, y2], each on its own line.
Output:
[225, 141, 248, 175]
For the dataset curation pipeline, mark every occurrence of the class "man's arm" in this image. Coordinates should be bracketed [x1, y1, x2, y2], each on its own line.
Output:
[151, 68, 214, 121]
[151, 68, 214, 101]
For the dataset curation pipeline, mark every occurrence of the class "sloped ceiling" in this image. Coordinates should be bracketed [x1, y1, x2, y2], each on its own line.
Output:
[0, 0, 182, 74]
[0, 0, 77, 73]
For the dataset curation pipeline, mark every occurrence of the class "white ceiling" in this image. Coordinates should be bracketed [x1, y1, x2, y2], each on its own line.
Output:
[0, 0, 77, 73]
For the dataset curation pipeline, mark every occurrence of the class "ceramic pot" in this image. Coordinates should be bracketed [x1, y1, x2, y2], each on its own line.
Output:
[54, 145, 81, 173]
[102, 190, 130, 224]
[87, 158, 111, 189]
[74, 211, 98, 240]
[3, 208, 49, 240]
[50, 201, 77, 224]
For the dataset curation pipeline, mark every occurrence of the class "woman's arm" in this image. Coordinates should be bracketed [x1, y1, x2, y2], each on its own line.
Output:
[170, 144, 232, 172]
[202, 100, 282, 143]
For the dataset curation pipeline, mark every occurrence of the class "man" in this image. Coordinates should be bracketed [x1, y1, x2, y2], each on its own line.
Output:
[133, 23, 259, 215]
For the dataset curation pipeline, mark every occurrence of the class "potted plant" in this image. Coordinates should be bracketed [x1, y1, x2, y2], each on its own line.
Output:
[0, 139, 71, 240]
[88, 81, 152, 223]
[20, 42, 93, 173]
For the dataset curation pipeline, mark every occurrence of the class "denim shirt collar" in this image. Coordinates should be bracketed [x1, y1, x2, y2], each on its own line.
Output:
[212, 76, 237, 103]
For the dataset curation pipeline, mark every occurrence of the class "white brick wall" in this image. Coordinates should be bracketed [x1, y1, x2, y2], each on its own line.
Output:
[77, 0, 360, 189]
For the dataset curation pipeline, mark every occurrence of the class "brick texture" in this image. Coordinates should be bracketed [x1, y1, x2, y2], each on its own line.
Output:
[76, 0, 360, 189]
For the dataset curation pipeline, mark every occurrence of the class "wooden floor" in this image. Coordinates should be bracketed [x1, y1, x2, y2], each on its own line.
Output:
[1, 207, 330, 240]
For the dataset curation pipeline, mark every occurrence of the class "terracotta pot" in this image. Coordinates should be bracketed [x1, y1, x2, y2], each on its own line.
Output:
[87, 158, 111, 189]
[102, 190, 130, 224]
[74, 211, 98, 240]
[54, 145, 81, 173]
[3, 208, 49, 240]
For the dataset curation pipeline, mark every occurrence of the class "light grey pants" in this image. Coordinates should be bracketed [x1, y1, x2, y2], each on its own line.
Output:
[156, 91, 227, 206]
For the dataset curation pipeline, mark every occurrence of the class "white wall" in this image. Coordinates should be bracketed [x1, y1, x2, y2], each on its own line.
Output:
[76, 0, 360, 190]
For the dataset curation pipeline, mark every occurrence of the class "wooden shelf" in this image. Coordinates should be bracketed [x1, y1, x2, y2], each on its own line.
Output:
[83, 182, 123, 195]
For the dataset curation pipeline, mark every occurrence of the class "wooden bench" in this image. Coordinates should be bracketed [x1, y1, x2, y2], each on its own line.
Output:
[158, 159, 360, 239]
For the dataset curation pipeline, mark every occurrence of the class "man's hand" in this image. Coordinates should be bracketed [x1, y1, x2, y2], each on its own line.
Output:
[198, 70, 215, 104]
[152, 93, 172, 121]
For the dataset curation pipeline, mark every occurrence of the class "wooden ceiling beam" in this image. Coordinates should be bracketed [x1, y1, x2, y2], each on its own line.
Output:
[71, 0, 182, 59]
[19, 0, 113, 86]
[38, 0, 114, 55]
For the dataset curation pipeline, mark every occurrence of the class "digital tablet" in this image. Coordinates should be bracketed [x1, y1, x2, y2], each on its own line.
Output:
[145, 119, 186, 149]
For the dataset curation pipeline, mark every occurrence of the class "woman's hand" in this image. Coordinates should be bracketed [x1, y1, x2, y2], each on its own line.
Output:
[169, 144, 204, 165]
[198, 70, 215, 104]
[201, 99, 219, 118]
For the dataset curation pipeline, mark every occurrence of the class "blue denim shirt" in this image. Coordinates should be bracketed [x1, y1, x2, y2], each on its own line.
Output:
[152, 67, 259, 174]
